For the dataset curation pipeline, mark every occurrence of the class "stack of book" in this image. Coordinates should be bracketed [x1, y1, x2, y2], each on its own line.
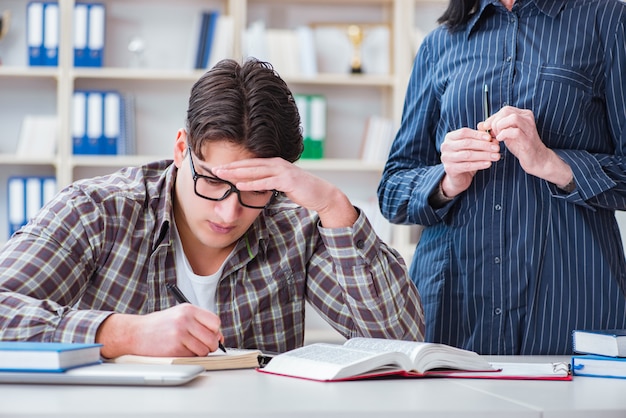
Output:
[571, 329, 626, 378]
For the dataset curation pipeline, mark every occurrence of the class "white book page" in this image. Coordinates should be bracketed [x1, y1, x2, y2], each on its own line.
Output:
[343, 338, 431, 363]
[343, 338, 492, 372]
[262, 343, 411, 381]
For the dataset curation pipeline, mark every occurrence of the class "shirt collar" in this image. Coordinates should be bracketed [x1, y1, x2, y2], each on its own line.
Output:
[151, 161, 177, 251]
[466, 0, 567, 38]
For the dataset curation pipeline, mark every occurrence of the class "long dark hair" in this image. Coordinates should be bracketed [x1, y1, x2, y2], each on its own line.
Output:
[438, 0, 481, 31]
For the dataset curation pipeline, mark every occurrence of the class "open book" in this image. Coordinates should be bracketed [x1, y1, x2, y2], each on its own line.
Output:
[259, 338, 494, 381]
[258, 338, 572, 381]
[111, 348, 262, 371]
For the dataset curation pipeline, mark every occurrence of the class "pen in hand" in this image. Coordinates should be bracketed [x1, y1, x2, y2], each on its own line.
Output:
[483, 84, 491, 134]
[166, 282, 227, 353]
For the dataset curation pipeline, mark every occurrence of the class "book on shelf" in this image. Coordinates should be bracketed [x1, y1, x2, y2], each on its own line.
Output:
[242, 22, 317, 78]
[111, 348, 263, 371]
[191, 10, 233, 70]
[360, 115, 396, 163]
[7, 175, 57, 239]
[572, 329, 626, 357]
[572, 354, 626, 379]
[294, 93, 326, 159]
[258, 337, 572, 382]
[17, 114, 58, 157]
[0, 342, 102, 372]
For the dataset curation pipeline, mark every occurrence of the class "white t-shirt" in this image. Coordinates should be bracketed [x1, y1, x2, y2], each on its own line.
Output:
[171, 222, 232, 313]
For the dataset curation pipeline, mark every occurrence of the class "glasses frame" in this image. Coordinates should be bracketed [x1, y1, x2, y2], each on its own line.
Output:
[187, 146, 278, 209]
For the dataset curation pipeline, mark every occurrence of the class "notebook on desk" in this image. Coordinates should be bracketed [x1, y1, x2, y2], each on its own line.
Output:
[0, 363, 204, 386]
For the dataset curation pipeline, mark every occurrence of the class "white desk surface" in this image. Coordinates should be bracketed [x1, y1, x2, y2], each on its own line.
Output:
[1, 355, 625, 418]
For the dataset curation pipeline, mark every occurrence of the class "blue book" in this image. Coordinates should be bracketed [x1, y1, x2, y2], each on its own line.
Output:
[202, 11, 220, 68]
[0, 342, 102, 372]
[572, 329, 626, 357]
[194, 12, 211, 69]
[572, 354, 626, 379]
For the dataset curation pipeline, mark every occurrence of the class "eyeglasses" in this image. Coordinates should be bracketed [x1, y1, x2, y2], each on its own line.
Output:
[187, 146, 277, 209]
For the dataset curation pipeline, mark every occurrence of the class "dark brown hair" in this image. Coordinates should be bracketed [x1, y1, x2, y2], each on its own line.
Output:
[186, 58, 303, 162]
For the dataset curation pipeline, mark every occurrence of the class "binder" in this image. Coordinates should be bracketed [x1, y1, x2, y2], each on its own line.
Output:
[27, 2, 44, 66]
[42, 177, 57, 205]
[6, 176, 57, 239]
[294, 94, 309, 156]
[73, 3, 89, 67]
[72, 91, 89, 154]
[304, 95, 325, 159]
[73, 90, 123, 155]
[42, 2, 59, 66]
[102, 91, 121, 155]
[87, 3, 105, 67]
[86, 91, 103, 154]
[25, 177, 42, 221]
[8, 177, 26, 238]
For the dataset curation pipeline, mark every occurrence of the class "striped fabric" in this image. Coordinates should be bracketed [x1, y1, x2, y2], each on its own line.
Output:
[0, 161, 424, 353]
[378, 0, 626, 354]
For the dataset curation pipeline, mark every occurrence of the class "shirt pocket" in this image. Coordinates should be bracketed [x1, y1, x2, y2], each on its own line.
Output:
[534, 64, 593, 146]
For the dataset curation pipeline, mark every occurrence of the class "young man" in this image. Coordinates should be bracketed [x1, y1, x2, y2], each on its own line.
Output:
[0, 59, 424, 358]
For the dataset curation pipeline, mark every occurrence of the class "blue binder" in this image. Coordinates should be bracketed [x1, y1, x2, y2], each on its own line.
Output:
[73, 3, 105, 67]
[87, 3, 105, 67]
[73, 90, 123, 155]
[27, 2, 44, 66]
[73, 3, 89, 67]
[42, 2, 59, 66]
[7, 176, 57, 239]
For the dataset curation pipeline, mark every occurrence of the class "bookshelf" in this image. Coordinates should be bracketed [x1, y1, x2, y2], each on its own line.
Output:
[0, 0, 447, 260]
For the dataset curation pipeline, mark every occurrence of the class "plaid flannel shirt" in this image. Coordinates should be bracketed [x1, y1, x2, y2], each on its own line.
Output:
[0, 160, 424, 353]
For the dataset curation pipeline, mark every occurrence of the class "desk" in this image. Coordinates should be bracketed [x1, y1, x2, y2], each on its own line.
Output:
[1, 356, 625, 418]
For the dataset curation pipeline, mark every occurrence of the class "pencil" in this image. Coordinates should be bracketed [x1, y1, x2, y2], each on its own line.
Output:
[166, 282, 227, 353]
[483, 84, 491, 133]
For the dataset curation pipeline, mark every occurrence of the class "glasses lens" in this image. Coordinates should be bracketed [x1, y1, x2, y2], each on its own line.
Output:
[195, 176, 273, 208]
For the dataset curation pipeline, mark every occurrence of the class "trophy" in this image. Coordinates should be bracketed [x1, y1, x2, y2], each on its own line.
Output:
[127, 36, 146, 68]
[347, 24, 363, 74]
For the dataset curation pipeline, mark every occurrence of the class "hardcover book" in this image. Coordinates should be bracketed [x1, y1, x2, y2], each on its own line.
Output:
[0, 342, 102, 372]
[258, 338, 572, 382]
[572, 329, 626, 357]
[572, 354, 626, 379]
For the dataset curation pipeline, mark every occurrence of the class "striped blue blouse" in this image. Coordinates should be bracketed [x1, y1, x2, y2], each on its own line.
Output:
[378, 0, 626, 355]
